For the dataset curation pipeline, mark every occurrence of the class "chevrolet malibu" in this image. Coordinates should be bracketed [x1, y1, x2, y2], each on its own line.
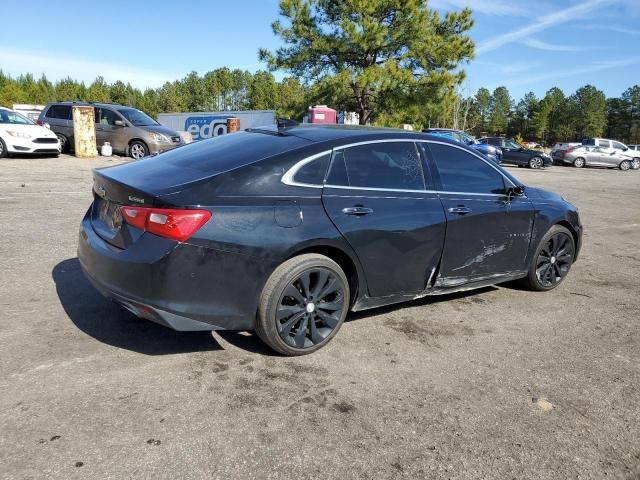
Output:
[78, 125, 582, 355]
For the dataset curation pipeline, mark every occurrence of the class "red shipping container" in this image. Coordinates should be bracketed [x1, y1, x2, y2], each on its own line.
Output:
[308, 105, 337, 124]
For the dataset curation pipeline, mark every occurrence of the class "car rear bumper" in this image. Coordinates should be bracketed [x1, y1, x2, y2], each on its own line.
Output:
[77, 208, 261, 331]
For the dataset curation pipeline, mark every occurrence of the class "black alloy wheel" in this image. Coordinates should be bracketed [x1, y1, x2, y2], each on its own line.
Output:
[277, 268, 345, 348]
[522, 225, 575, 291]
[256, 254, 350, 355]
[535, 231, 574, 288]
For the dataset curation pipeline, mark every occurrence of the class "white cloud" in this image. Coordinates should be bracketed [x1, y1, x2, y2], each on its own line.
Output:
[522, 38, 589, 51]
[429, 0, 530, 16]
[578, 24, 640, 35]
[0, 47, 182, 89]
[476, 0, 614, 54]
[507, 56, 640, 86]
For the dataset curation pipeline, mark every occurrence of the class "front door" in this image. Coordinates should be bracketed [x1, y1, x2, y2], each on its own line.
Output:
[425, 142, 534, 285]
[95, 107, 126, 153]
[322, 141, 447, 297]
[501, 138, 530, 165]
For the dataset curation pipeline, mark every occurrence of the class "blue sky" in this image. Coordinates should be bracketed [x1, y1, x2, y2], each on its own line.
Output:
[1, 0, 638, 100]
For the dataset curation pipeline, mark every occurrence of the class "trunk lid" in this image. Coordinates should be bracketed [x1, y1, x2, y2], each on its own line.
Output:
[90, 171, 170, 249]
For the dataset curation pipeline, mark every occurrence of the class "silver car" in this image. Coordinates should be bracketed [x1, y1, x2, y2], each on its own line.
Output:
[560, 145, 639, 170]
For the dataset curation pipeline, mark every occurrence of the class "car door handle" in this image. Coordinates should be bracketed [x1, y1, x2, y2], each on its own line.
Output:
[448, 206, 472, 215]
[342, 206, 373, 216]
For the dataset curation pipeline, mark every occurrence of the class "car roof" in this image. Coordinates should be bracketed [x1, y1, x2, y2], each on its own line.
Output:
[273, 124, 455, 144]
[46, 101, 127, 108]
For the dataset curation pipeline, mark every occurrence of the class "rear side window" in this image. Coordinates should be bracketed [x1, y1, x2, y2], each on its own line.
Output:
[598, 139, 611, 148]
[327, 142, 425, 190]
[292, 153, 331, 185]
[429, 143, 505, 194]
[487, 138, 502, 147]
[46, 105, 72, 120]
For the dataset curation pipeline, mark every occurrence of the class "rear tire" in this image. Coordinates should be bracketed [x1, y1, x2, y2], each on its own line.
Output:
[573, 157, 585, 168]
[520, 225, 575, 292]
[255, 254, 350, 356]
[619, 160, 631, 171]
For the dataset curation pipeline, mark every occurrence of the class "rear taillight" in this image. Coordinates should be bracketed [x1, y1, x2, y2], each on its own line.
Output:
[559, 150, 570, 155]
[120, 206, 211, 242]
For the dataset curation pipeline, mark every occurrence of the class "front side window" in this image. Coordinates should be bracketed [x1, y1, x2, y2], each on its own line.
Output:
[429, 143, 506, 194]
[487, 138, 502, 147]
[327, 142, 425, 190]
[504, 139, 521, 149]
[612, 141, 626, 150]
[97, 108, 120, 126]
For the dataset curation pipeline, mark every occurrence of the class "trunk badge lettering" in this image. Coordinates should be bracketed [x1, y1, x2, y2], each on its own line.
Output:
[128, 196, 145, 204]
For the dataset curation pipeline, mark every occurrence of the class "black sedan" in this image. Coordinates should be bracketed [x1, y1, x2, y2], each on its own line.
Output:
[78, 126, 582, 355]
[479, 137, 553, 168]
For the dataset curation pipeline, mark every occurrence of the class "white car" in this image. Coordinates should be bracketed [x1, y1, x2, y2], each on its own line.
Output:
[0, 107, 60, 158]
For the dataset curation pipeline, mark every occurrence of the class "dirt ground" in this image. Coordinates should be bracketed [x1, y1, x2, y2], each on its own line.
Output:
[1, 154, 639, 479]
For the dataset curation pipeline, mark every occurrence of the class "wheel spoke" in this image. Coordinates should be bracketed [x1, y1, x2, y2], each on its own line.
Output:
[317, 277, 339, 301]
[317, 298, 344, 312]
[316, 309, 339, 329]
[308, 317, 325, 344]
[298, 271, 311, 297]
[293, 316, 309, 347]
[276, 304, 303, 320]
[283, 284, 305, 304]
[279, 311, 305, 336]
[311, 271, 329, 298]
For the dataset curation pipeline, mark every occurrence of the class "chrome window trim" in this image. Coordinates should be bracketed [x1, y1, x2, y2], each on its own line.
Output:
[281, 150, 333, 188]
[280, 138, 518, 193]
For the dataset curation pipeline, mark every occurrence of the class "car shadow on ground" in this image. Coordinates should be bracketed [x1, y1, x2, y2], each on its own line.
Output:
[52, 258, 223, 355]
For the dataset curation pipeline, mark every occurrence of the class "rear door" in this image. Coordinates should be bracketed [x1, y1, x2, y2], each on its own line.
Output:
[502, 138, 529, 165]
[425, 142, 534, 285]
[322, 140, 446, 297]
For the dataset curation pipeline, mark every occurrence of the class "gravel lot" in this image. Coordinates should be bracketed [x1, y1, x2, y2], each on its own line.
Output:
[1, 154, 639, 479]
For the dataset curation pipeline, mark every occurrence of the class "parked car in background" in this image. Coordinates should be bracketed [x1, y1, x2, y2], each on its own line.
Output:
[478, 137, 552, 168]
[0, 106, 60, 158]
[582, 138, 639, 157]
[422, 128, 502, 164]
[628, 144, 640, 151]
[78, 125, 582, 355]
[558, 145, 638, 170]
[551, 142, 581, 157]
[39, 102, 184, 159]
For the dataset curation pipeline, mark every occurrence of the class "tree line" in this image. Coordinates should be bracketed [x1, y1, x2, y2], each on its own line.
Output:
[1, 69, 637, 144]
[454, 84, 640, 145]
[0, 69, 309, 120]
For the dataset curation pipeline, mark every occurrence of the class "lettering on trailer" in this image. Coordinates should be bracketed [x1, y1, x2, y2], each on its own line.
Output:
[184, 116, 229, 141]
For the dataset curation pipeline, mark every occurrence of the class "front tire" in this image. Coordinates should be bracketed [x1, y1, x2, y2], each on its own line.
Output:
[129, 140, 149, 160]
[56, 134, 69, 153]
[521, 225, 575, 291]
[0, 137, 7, 158]
[573, 157, 585, 168]
[255, 254, 350, 356]
[619, 160, 631, 171]
[529, 156, 544, 169]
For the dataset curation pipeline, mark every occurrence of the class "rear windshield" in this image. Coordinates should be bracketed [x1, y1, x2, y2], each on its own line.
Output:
[99, 131, 311, 193]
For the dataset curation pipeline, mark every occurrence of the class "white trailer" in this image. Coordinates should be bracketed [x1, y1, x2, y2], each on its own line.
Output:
[157, 110, 276, 141]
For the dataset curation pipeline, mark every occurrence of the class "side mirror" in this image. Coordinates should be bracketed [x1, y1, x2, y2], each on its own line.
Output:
[114, 119, 126, 127]
[44, 122, 51, 129]
[519, 147, 525, 152]
[507, 185, 525, 199]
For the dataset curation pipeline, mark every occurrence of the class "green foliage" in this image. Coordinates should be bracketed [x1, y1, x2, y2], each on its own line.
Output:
[260, 0, 474, 124]
[488, 86, 512, 134]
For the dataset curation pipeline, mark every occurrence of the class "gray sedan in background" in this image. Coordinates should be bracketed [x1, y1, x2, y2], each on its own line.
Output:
[558, 145, 639, 170]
